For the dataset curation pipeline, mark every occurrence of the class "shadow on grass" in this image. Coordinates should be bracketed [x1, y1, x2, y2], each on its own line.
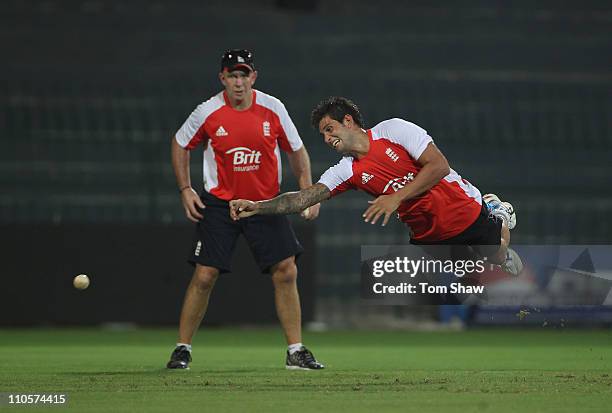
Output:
[62, 368, 264, 376]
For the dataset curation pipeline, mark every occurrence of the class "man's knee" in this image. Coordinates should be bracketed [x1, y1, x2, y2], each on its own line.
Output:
[271, 258, 298, 285]
[191, 265, 219, 291]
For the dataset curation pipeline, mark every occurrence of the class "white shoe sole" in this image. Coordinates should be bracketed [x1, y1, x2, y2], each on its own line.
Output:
[285, 365, 323, 370]
[502, 201, 517, 229]
[501, 248, 524, 276]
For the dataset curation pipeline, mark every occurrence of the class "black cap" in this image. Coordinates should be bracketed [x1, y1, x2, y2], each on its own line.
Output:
[220, 49, 255, 73]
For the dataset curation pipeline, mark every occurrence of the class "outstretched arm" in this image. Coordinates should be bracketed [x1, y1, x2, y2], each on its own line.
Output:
[230, 183, 330, 220]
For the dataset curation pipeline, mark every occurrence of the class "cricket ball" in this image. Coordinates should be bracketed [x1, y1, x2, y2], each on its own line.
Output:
[73, 274, 90, 290]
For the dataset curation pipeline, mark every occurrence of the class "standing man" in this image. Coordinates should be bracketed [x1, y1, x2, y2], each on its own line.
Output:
[167, 49, 324, 370]
[230, 96, 521, 274]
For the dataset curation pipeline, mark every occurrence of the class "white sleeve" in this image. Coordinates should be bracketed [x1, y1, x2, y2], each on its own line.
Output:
[175, 104, 206, 148]
[374, 118, 433, 160]
[255, 91, 304, 152]
[317, 157, 354, 196]
[175, 95, 224, 149]
[276, 101, 303, 152]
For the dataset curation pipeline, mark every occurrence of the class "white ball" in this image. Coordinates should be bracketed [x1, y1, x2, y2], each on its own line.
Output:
[73, 274, 90, 290]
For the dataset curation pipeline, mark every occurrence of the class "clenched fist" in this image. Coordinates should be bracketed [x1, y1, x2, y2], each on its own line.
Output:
[229, 199, 259, 221]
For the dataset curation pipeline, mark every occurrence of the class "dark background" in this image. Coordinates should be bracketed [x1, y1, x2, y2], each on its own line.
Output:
[1, 0, 610, 325]
[0, 223, 315, 326]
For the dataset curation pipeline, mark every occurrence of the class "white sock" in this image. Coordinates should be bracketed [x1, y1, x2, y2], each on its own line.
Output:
[177, 342, 192, 352]
[288, 343, 303, 354]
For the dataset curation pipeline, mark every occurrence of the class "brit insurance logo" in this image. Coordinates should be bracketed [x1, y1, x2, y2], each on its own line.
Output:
[226, 147, 262, 172]
[383, 173, 414, 193]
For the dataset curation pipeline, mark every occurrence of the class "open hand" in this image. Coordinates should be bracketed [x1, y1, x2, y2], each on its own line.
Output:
[229, 199, 259, 221]
[363, 194, 402, 226]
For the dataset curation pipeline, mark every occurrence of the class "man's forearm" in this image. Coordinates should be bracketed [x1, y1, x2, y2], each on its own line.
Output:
[288, 146, 313, 189]
[396, 162, 449, 201]
[256, 184, 330, 215]
[171, 138, 192, 190]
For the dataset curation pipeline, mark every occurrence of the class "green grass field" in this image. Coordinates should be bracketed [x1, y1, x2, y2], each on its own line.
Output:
[1, 328, 611, 412]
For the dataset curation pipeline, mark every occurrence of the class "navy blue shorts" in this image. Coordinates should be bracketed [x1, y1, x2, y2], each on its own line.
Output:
[410, 204, 502, 258]
[188, 191, 303, 274]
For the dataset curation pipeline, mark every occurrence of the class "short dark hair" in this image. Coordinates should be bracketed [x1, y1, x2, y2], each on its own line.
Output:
[310, 97, 364, 130]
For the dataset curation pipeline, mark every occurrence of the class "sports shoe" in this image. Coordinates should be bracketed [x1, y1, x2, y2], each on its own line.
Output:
[483, 193, 516, 230]
[166, 345, 192, 369]
[501, 247, 524, 276]
[286, 346, 324, 370]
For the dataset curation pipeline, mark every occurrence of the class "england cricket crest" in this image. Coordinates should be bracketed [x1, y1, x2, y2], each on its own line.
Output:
[262, 121, 271, 137]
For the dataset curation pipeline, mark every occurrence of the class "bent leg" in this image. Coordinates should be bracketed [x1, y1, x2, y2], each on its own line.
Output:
[177, 264, 219, 344]
[270, 256, 302, 345]
[489, 221, 510, 265]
